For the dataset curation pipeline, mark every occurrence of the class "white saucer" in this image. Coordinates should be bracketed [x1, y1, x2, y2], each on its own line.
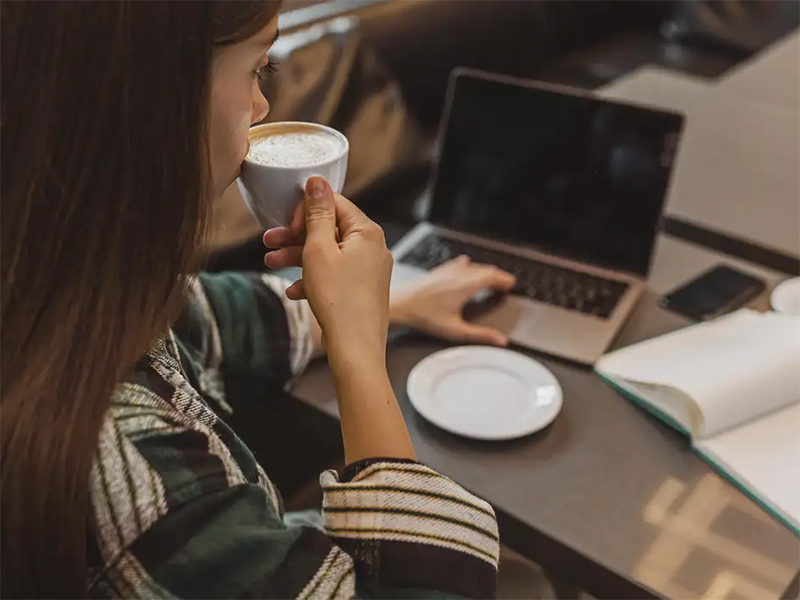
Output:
[771, 277, 800, 315]
[407, 346, 563, 441]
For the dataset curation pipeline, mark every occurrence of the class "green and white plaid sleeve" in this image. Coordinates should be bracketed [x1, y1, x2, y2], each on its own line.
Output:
[87, 338, 499, 598]
[173, 272, 315, 412]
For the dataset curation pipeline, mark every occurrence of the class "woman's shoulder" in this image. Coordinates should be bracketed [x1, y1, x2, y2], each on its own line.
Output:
[113, 333, 222, 429]
[87, 335, 282, 590]
[101, 334, 272, 496]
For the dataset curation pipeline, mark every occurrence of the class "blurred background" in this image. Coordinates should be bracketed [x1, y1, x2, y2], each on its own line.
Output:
[209, 0, 799, 263]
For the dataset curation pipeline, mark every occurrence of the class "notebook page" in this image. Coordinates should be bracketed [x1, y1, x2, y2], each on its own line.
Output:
[696, 403, 800, 532]
[597, 311, 800, 437]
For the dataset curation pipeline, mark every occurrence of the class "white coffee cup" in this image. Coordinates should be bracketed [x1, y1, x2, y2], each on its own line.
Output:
[237, 121, 349, 229]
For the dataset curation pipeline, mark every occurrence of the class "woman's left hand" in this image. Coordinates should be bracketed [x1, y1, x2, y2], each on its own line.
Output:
[390, 256, 516, 346]
[265, 220, 516, 348]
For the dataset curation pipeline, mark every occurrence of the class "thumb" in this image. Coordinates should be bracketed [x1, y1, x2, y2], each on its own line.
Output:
[445, 319, 509, 347]
[303, 176, 337, 251]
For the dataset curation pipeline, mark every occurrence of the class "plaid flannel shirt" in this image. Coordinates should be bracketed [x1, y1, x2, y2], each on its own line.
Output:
[87, 272, 500, 598]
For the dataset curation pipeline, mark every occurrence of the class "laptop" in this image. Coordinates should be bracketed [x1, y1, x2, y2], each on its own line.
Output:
[391, 68, 685, 364]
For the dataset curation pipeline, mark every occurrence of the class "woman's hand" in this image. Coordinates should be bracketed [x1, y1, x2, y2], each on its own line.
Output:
[391, 256, 516, 346]
[264, 177, 393, 362]
[265, 195, 516, 350]
[264, 177, 414, 463]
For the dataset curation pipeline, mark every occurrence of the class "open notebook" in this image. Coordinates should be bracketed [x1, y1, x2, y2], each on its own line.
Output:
[595, 310, 800, 534]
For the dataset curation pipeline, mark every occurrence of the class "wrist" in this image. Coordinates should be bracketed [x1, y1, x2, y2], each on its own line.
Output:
[326, 332, 387, 370]
[328, 344, 392, 402]
[389, 294, 417, 329]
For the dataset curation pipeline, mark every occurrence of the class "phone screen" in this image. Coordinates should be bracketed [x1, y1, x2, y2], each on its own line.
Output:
[660, 266, 766, 320]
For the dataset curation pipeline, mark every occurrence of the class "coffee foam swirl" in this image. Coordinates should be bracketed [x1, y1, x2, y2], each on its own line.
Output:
[247, 130, 344, 168]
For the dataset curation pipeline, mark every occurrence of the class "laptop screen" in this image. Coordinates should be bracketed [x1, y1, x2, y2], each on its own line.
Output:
[427, 71, 684, 277]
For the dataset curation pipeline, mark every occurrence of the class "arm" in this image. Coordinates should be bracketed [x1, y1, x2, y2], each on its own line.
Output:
[103, 465, 498, 599]
[308, 294, 415, 358]
[89, 405, 499, 598]
[175, 272, 410, 397]
[174, 266, 413, 463]
[327, 343, 415, 464]
[178, 272, 412, 464]
[282, 179, 418, 465]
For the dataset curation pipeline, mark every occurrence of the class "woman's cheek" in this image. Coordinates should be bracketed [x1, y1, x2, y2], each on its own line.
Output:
[237, 117, 252, 163]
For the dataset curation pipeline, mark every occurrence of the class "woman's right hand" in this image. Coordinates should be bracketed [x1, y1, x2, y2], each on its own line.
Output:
[265, 176, 393, 363]
[266, 177, 414, 463]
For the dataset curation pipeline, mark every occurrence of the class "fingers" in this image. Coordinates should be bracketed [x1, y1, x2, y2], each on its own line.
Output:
[435, 254, 470, 269]
[264, 246, 303, 269]
[441, 255, 514, 291]
[448, 320, 509, 347]
[285, 279, 306, 300]
[289, 199, 306, 238]
[303, 177, 338, 253]
[263, 227, 295, 248]
[266, 179, 377, 257]
[474, 264, 516, 291]
[287, 196, 340, 241]
[262, 222, 338, 251]
[432, 317, 509, 346]
[331, 192, 383, 242]
[445, 260, 516, 294]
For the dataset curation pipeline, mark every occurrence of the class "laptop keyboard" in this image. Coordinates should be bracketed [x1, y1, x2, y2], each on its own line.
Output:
[399, 234, 629, 319]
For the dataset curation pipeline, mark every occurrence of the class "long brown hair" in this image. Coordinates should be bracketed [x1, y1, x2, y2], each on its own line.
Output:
[1, 2, 280, 597]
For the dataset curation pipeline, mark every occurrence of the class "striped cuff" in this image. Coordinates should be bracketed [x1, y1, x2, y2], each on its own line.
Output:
[338, 457, 420, 483]
[320, 460, 499, 598]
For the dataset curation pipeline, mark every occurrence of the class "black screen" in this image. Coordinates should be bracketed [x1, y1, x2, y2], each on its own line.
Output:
[428, 72, 684, 276]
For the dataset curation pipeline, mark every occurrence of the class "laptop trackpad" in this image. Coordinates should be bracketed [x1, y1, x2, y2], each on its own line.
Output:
[462, 289, 508, 321]
[472, 295, 542, 332]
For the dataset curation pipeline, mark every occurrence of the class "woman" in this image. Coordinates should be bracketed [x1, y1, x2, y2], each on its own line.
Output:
[1, 2, 515, 598]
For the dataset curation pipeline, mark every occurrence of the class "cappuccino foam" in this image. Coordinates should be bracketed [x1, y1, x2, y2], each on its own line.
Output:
[247, 129, 343, 168]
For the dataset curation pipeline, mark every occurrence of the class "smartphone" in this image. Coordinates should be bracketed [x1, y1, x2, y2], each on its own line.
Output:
[659, 265, 766, 321]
